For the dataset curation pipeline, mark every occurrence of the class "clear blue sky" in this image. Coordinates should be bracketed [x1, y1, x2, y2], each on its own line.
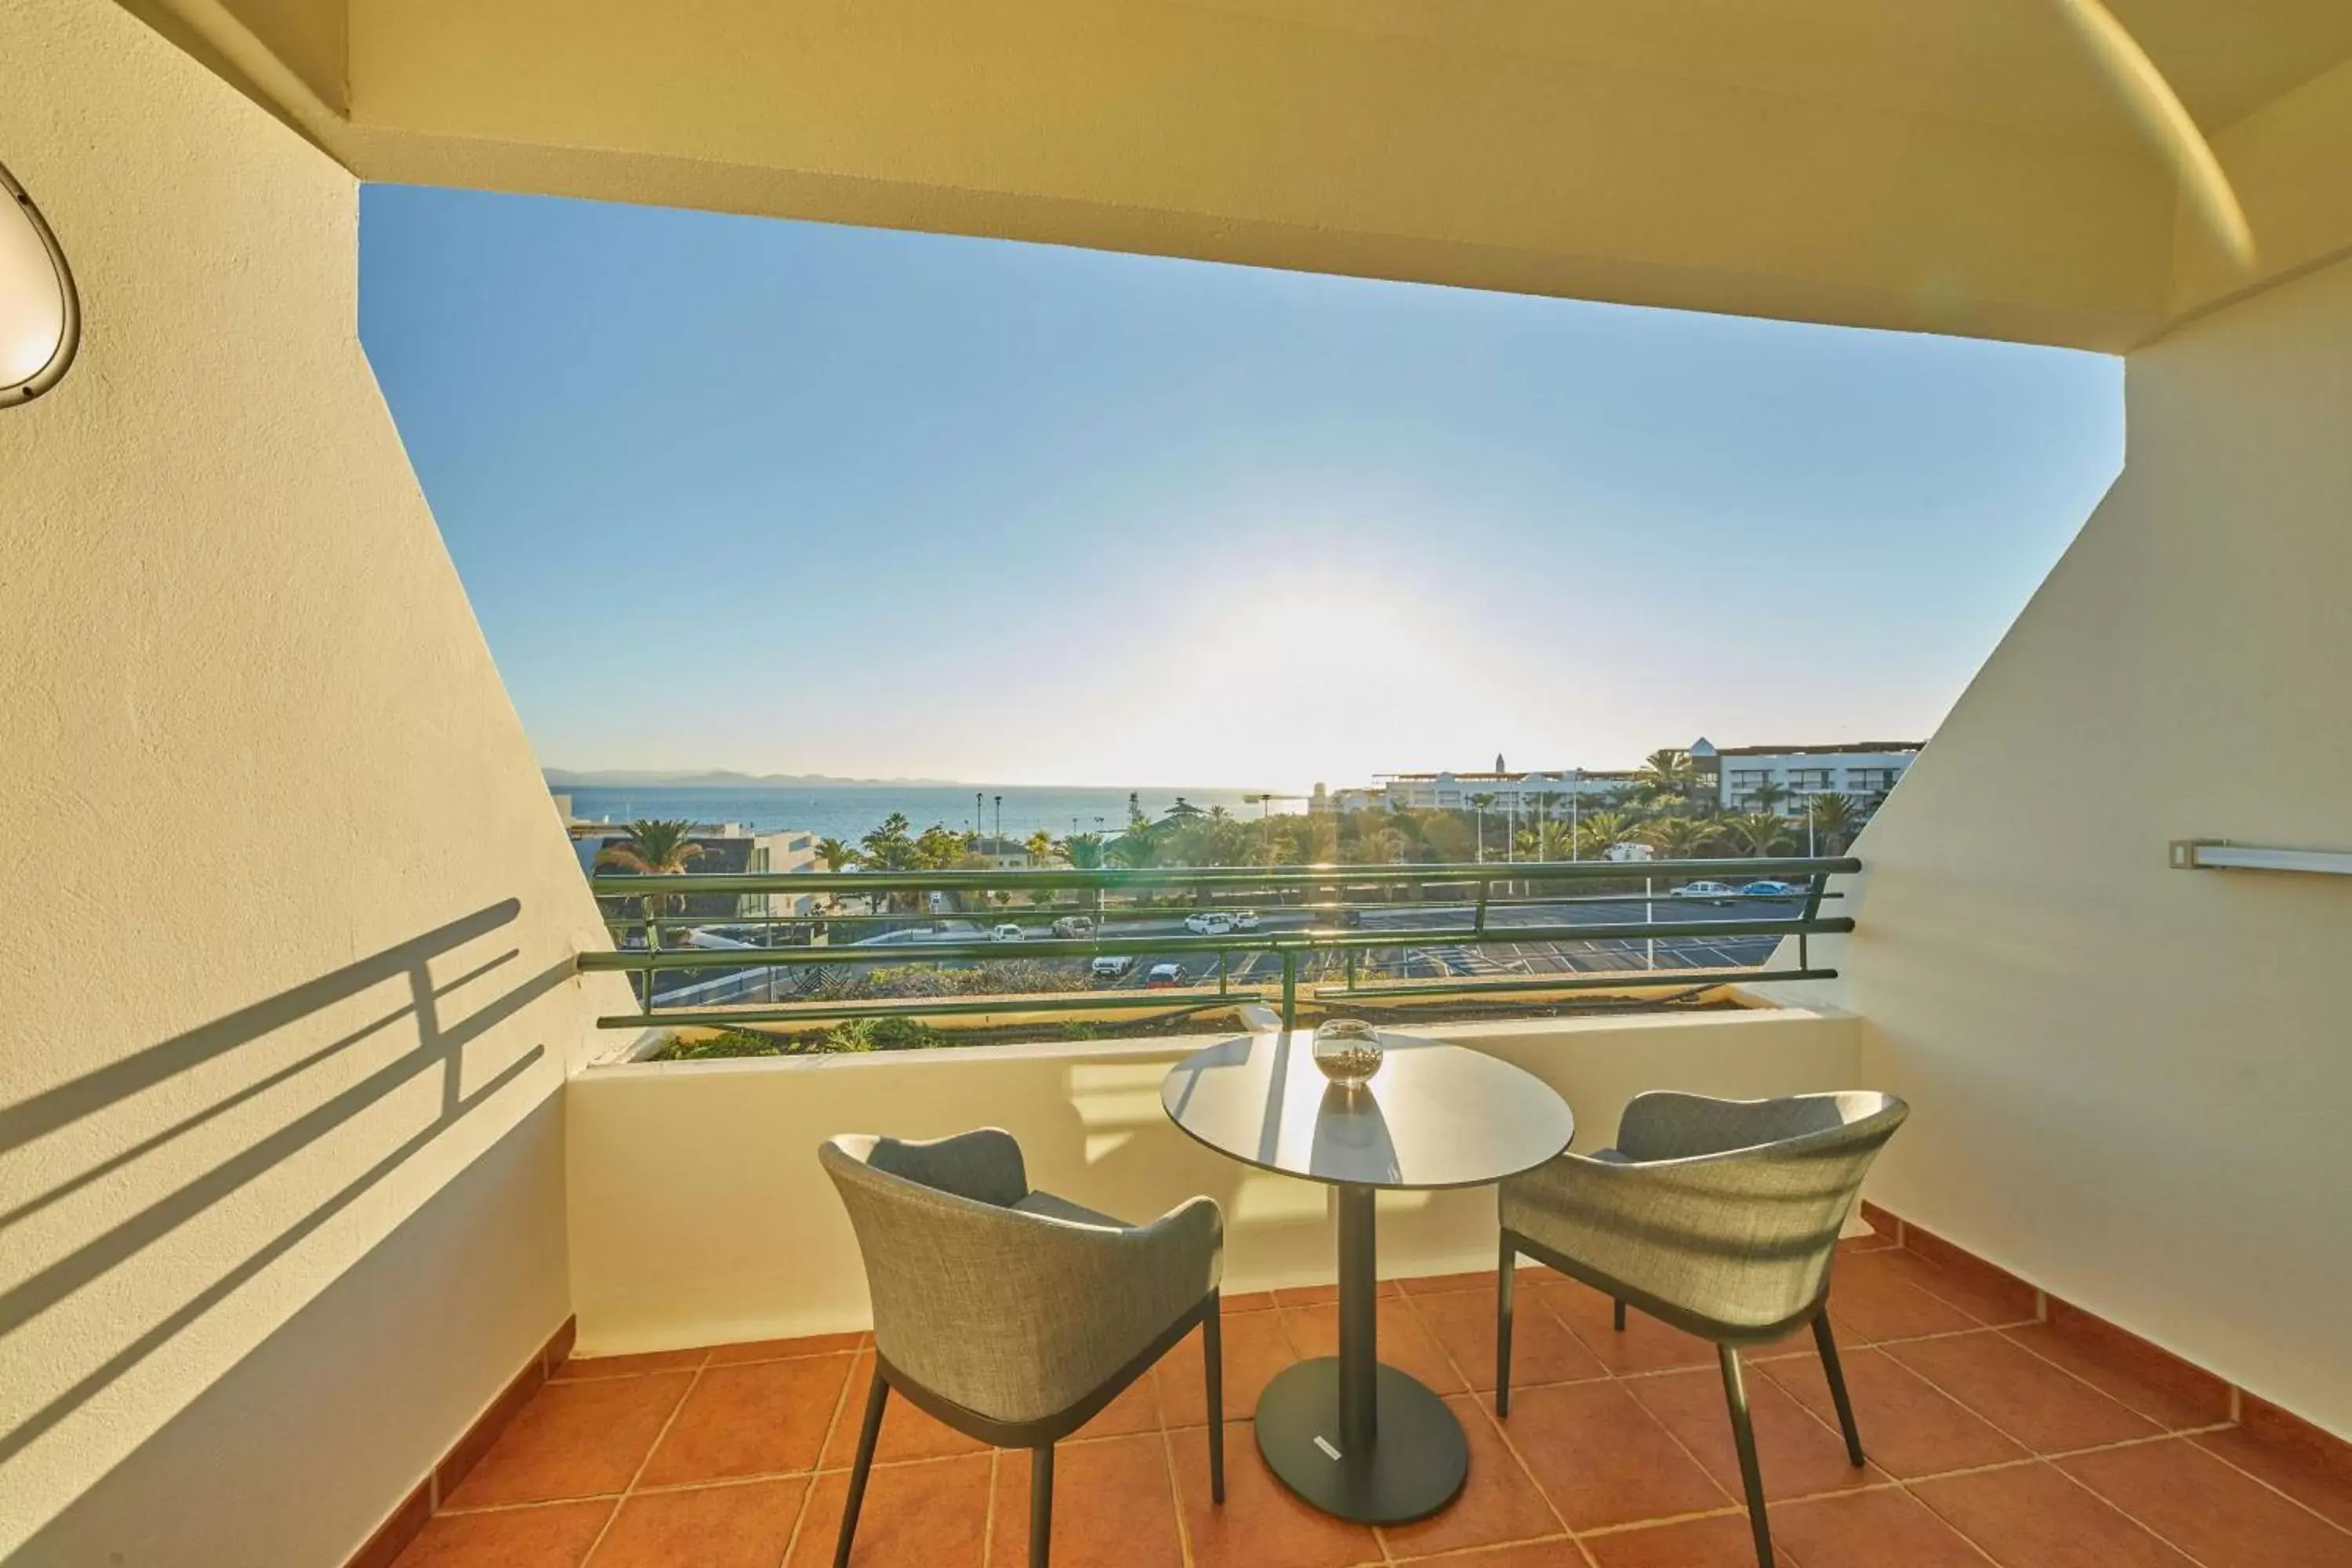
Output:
[358, 185, 2123, 791]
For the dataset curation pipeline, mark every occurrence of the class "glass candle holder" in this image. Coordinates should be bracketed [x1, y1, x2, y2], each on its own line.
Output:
[1312, 1018, 1385, 1089]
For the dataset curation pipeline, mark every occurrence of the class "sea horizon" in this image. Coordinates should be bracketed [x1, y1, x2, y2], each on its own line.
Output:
[555, 781, 1303, 844]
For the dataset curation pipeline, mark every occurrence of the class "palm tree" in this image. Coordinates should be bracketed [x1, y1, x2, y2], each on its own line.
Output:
[1639, 815, 1722, 859]
[1748, 779, 1790, 816]
[1574, 810, 1635, 860]
[1024, 829, 1054, 866]
[1058, 832, 1105, 869]
[1722, 812, 1792, 857]
[1519, 821, 1574, 862]
[1635, 749, 1699, 810]
[1468, 793, 1498, 862]
[813, 836, 858, 873]
[1806, 792, 1861, 855]
[593, 819, 706, 943]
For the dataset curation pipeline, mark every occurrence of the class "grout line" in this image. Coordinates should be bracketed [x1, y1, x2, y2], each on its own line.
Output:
[577, 1361, 704, 1564]
[2045, 1461, 2224, 1568]
[2169, 1430, 2352, 1541]
[979, 1446, 999, 1568]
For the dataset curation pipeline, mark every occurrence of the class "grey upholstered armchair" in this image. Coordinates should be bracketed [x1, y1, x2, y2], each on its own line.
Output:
[1495, 1091, 1907, 1568]
[820, 1129, 1225, 1568]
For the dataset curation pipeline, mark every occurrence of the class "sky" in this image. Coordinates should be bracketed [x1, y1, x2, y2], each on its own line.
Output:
[358, 185, 2124, 793]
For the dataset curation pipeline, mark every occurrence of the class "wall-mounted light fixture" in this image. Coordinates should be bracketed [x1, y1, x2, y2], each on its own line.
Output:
[1, 160, 79, 407]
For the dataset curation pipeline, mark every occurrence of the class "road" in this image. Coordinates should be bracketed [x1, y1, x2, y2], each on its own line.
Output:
[648, 880, 1814, 1007]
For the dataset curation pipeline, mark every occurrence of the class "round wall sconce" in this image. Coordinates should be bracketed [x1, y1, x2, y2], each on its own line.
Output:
[1, 159, 80, 407]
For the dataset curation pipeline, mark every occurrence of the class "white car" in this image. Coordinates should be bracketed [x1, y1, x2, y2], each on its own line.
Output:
[990, 924, 1025, 942]
[1183, 912, 1236, 935]
[1090, 954, 1134, 979]
[1230, 911, 1261, 931]
[1671, 880, 1738, 905]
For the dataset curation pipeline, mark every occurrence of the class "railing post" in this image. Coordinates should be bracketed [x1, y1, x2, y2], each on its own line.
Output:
[1475, 876, 1490, 936]
[1218, 950, 1229, 995]
[1281, 949, 1298, 1036]
[1346, 949, 1359, 990]
[641, 903, 658, 1010]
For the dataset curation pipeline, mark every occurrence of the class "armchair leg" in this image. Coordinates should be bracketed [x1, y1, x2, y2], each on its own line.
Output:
[1718, 1345, 1774, 1568]
[1203, 1295, 1226, 1503]
[834, 1364, 889, 1568]
[1613, 1299, 1628, 1333]
[1495, 1232, 1517, 1417]
[1813, 1312, 1865, 1467]
[1029, 1443, 1054, 1568]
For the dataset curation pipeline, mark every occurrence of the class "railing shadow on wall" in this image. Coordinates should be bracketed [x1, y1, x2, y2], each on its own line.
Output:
[0, 898, 572, 1466]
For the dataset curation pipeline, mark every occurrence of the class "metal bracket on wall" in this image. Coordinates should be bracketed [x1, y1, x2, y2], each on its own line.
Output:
[2169, 840, 2352, 875]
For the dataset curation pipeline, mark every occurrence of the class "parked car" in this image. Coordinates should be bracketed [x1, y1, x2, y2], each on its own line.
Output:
[1738, 880, 1801, 898]
[1145, 961, 1187, 987]
[990, 924, 1025, 942]
[1230, 911, 1261, 931]
[1671, 880, 1738, 905]
[1090, 954, 1134, 979]
[1051, 914, 1096, 938]
[1334, 908, 1364, 928]
[1184, 912, 1235, 935]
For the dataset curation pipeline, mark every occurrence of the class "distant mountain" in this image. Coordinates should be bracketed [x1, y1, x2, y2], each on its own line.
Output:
[543, 768, 962, 788]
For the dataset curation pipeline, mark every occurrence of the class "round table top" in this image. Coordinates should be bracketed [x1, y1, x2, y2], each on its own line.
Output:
[1160, 1031, 1575, 1190]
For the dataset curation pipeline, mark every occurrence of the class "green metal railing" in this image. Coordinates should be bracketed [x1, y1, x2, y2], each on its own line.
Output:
[579, 855, 1857, 1035]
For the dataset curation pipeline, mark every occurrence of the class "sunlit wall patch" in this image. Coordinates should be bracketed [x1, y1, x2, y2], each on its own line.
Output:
[1, 160, 80, 407]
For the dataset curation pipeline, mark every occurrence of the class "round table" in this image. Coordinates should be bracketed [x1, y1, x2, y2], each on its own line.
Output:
[1160, 1030, 1574, 1523]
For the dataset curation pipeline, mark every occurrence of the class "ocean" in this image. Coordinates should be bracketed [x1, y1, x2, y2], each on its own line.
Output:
[556, 783, 1294, 844]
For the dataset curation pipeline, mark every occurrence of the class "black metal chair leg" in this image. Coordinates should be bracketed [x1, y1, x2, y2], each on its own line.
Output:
[1203, 1295, 1225, 1503]
[1495, 1232, 1517, 1416]
[1719, 1345, 1775, 1568]
[833, 1364, 889, 1568]
[1613, 1298, 1628, 1332]
[1813, 1312, 1865, 1467]
[1029, 1443, 1054, 1568]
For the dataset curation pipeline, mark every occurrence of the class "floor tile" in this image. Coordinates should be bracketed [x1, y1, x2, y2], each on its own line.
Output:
[393, 1501, 614, 1568]
[2000, 1323, 2230, 1430]
[706, 1330, 864, 1365]
[1272, 1279, 1404, 1307]
[1581, 1513, 1759, 1566]
[1820, 1252, 1982, 1342]
[587, 1477, 805, 1568]
[1888, 1330, 2160, 1453]
[444, 1374, 695, 1508]
[1170, 1420, 1384, 1568]
[1377, 1396, 1562, 1559]
[1894, 1236, 2044, 1325]
[1073, 1366, 1162, 1439]
[1414, 1284, 1607, 1393]
[2194, 1427, 2352, 1533]
[817, 1352, 986, 1468]
[1762, 1347, 2025, 1479]
[788, 1453, 992, 1567]
[1767, 1486, 1987, 1567]
[551, 1349, 708, 1381]
[2062, 1436, 2352, 1568]
[1524, 1276, 1715, 1374]
[1625, 1363, 1882, 1502]
[1283, 1299, 1470, 1394]
[1159, 1308, 1300, 1427]
[1391, 1542, 1584, 1566]
[1397, 1269, 1502, 1297]
[1913, 1461, 2194, 1567]
[1221, 1290, 1279, 1312]
[644, 1355, 851, 1484]
[992, 1434, 1185, 1568]
[1490, 1378, 1728, 1530]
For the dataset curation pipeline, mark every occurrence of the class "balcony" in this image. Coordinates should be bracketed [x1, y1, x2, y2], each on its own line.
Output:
[8, 2, 2352, 1567]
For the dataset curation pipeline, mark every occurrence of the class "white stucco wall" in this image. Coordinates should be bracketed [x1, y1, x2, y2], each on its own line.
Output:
[1777, 252, 2352, 1439]
[565, 1007, 1861, 1353]
[0, 0, 630, 1560]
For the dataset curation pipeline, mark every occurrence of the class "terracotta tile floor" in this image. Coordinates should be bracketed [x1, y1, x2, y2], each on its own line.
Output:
[397, 1237, 2352, 1566]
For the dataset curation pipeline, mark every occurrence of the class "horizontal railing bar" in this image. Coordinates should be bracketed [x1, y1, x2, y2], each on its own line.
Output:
[1314, 967, 1837, 1000]
[597, 991, 1247, 1030]
[620, 886, 1845, 928]
[579, 916, 1847, 972]
[586, 856, 1860, 898]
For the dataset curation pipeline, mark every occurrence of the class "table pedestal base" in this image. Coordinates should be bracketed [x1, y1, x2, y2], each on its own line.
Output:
[1254, 1359, 1468, 1523]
